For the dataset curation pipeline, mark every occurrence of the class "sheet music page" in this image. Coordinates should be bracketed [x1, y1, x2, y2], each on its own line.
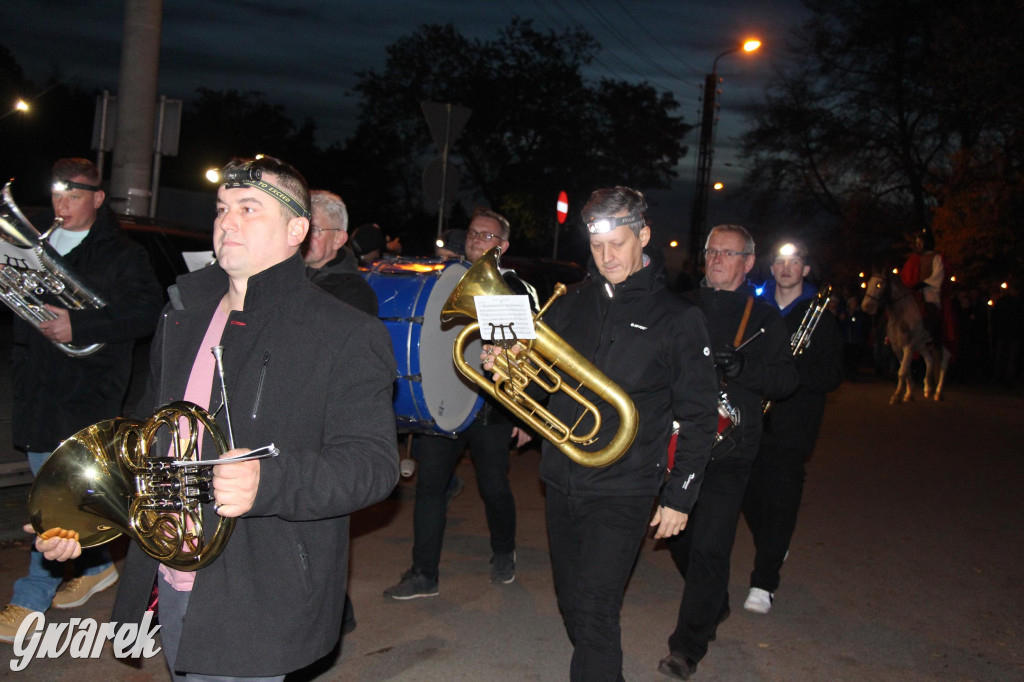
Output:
[474, 295, 536, 342]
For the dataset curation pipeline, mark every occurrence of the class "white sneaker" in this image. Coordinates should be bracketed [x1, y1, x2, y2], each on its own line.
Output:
[744, 587, 773, 614]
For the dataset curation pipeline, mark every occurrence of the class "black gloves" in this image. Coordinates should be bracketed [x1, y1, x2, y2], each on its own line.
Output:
[714, 348, 745, 379]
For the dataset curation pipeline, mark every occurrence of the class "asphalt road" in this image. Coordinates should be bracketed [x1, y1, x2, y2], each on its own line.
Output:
[0, 348, 1022, 679]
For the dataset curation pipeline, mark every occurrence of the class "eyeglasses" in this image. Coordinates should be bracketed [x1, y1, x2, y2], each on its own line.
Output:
[704, 248, 751, 260]
[309, 227, 343, 237]
[466, 230, 504, 242]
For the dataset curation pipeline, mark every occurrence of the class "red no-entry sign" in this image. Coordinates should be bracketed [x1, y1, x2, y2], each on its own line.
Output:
[556, 191, 568, 224]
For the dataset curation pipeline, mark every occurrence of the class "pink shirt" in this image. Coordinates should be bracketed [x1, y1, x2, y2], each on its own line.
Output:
[159, 303, 229, 592]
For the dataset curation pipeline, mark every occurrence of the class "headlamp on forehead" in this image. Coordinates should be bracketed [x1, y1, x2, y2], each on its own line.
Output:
[775, 242, 806, 261]
[586, 212, 645, 235]
[215, 164, 310, 220]
[52, 179, 101, 193]
[222, 167, 262, 187]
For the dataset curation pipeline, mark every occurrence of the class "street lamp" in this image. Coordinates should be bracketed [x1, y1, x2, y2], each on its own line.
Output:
[687, 39, 761, 265]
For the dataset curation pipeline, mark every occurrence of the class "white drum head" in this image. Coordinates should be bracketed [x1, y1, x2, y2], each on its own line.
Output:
[419, 263, 483, 433]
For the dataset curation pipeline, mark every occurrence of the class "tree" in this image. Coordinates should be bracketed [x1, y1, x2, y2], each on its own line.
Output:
[739, 1, 1024, 286]
[346, 19, 691, 255]
[161, 88, 322, 192]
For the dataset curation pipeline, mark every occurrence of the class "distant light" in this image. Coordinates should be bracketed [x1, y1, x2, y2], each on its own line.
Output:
[892, 268, 899, 274]
[950, 276, 956, 282]
[254, 153, 265, 160]
[15, 99, 29, 113]
[669, 240, 679, 248]
[743, 39, 761, 53]
[859, 272, 865, 278]
[988, 299, 994, 306]
[860, 282, 867, 289]
[1001, 282, 1008, 289]
[435, 239, 444, 248]
[205, 168, 221, 183]
[713, 182, 724, 191]
[754, 286, 764, 296]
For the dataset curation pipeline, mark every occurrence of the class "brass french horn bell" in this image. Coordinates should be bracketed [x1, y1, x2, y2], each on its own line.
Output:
[28, 402, 235, 571]
[441, 247, 638, 468]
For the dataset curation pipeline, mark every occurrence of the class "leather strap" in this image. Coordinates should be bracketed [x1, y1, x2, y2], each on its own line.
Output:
[733, 296, 754, 347]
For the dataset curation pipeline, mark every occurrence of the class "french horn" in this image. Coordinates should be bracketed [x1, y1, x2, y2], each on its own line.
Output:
[0, 180, 107, 357]
[28, 402, 235, 571]
[442, 247, 638, 468]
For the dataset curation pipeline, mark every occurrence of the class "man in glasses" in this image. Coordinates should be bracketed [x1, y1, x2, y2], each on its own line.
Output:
[385, 207, 538, 600]
[303, 189, 378, 315]
[658, 225, 797, 680]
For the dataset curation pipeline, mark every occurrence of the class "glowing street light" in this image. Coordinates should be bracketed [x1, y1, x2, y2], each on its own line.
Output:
[688, 38, 762, 263]
[713, 182, 724, 191]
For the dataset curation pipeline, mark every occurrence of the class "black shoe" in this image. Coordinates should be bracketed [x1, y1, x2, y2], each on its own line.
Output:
[383, 568, 439, 600]
[489, 551, 515, 584]
[658, 652, 697, 680]
[709, 604, 731, 642]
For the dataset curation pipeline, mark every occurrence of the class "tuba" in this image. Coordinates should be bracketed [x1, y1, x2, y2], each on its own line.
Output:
[442, 247, 638, 468]
[0, 180, 107, 357]
[28, 402, 235, 571]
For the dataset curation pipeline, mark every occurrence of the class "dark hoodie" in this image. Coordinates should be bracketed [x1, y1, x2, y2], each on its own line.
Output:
[536, 249, 719, 514]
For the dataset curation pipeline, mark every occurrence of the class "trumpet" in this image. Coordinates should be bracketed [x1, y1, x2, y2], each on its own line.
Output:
[0, 180, 107, 357]
[442, 247, 638, 468]
[763, 285, 832, 414]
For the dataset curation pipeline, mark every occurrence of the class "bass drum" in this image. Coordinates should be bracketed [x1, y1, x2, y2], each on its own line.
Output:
[362, 259, 483, 436]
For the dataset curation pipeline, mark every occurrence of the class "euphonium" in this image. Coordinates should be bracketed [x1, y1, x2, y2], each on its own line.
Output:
[0, 179, 107, 357]
[442, 247, 638, 468]
[28, 402, 235, 571]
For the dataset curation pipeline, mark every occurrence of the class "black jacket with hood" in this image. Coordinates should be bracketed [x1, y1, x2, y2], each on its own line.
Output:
[537, 250, 719, 514]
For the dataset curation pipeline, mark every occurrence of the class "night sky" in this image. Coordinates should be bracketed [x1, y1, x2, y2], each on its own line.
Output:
[3, 0, 809, 237]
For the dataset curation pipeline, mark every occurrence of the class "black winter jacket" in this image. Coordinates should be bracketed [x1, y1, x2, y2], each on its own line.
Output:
[12, 206, 163, 451]
[306, 247, 378, 315]
[538, 252, 718, 514]
[111, 254, 399, 676]
[760, 285, 844, 454]
[685, 282, 798, 461]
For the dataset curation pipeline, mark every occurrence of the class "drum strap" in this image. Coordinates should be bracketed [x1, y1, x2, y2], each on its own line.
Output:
[733, 296, 754, 347]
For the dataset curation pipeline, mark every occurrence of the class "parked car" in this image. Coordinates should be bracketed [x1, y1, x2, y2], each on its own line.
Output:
[500, 255, 589, 303]
[117, 216, 213, 293]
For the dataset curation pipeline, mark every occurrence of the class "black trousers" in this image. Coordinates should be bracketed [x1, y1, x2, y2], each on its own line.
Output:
[742, 441, 808, 592]
[665, 456, 753, 662]
[411, 418, 516, 580]
[546, 488, 653, 682]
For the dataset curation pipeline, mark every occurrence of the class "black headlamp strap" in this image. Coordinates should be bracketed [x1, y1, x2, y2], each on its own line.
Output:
[223, 171, 311, 220]
[53, 180, 102, 193]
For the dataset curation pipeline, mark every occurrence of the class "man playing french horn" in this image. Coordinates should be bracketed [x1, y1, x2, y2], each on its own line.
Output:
[484, 186, 719, 682]
[33, 156, 400, 681]
[0, 158, 164, 644]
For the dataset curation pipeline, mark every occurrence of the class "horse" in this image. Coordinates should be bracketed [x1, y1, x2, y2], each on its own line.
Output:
[861, 270, 950, 403]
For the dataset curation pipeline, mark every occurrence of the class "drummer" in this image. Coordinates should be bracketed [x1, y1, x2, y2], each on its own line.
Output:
[384, 208, 539, 600]
[436, 228, 467, 260]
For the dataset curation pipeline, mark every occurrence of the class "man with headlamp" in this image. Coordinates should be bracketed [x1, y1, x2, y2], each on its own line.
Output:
[35, 156, 399, 680]
[658, 225, 797, 680]
[1, 158, 163, 644]
[484, 186, 719, 682]
[741, 240, 843, 615]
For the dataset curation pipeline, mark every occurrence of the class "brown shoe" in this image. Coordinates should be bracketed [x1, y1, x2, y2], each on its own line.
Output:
[51, 565, 119, 609]
[0, 605, 37, 644]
